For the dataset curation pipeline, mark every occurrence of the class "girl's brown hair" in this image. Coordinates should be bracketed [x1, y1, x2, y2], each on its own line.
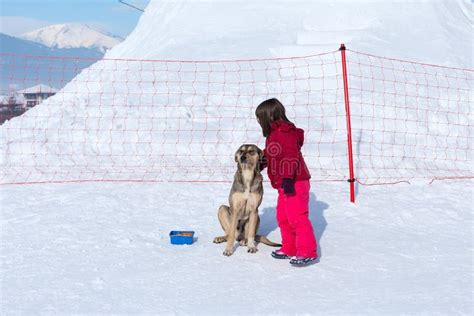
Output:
[255, 98, 292, 137]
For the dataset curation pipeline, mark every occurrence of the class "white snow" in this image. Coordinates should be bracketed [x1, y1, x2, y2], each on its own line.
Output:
[1, 0, 473, 314]
[108, 0, 472, 68]
[22, 23, 122, 53]
[1, 180, 472, 314]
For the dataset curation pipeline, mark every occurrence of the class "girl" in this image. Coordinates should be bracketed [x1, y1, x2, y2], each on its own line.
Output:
[256, 98, 318, 267]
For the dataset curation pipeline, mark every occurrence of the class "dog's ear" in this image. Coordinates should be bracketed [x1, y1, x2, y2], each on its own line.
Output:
[234, 148, 240, 163]
[234, 148, 243, 171]
[257, 146, 263, 159]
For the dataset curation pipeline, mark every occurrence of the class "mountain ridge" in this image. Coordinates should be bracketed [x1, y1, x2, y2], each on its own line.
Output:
[0, 33, 102, 91]
[22, 23, 121, 53]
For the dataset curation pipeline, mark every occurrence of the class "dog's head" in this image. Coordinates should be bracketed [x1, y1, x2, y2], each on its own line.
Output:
[234, 144, 263, 170]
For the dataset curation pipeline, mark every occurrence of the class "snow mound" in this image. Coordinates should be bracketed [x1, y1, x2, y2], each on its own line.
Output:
[108, 0, 472, 67]
[1, 0, 472, 185]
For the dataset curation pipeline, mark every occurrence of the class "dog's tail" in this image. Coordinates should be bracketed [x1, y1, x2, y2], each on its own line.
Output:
[255, 235, 281, 247]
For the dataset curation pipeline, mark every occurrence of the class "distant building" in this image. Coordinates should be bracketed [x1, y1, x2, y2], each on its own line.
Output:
[0, 84, 57, 124]
[18, 84, 57, 108]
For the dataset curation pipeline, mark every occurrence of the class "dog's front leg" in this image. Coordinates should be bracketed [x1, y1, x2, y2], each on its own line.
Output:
[246, 211, 258, 253]
[223, 203, 241, 256]
[213, 205, 230, 243]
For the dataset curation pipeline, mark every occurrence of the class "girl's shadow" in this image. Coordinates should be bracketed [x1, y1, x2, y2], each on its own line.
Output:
[259, 192, 329, 259]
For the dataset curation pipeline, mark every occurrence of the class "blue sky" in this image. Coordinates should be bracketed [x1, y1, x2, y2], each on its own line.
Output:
[0, 0, 149, 37]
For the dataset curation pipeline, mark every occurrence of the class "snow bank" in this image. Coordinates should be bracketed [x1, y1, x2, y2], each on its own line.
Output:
[1, 0, 471, 185]
[109, 0, 472, 67]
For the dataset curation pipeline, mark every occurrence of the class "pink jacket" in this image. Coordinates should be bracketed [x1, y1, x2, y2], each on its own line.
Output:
[263, 120, 311, 189]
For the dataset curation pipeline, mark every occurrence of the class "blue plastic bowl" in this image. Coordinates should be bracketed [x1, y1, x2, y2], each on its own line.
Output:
[169, 231, 195, 245]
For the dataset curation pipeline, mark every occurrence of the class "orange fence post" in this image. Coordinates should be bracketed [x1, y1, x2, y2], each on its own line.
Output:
[339, 43, 356, 203]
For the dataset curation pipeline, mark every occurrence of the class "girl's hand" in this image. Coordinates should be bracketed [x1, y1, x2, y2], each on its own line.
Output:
[282, 178, 295, 196]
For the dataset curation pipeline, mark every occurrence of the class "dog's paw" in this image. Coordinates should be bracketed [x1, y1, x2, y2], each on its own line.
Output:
[247, 247, 258, 254]
[213, 236, 226, 244]
[239, 239, 247, 246]
[223, 249, 234, 256]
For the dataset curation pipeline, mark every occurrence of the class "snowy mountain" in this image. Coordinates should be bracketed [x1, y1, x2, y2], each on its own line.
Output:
[22, 23, 122, 53]
[0, 32, 101, 58]
[0, 33, 101, 91]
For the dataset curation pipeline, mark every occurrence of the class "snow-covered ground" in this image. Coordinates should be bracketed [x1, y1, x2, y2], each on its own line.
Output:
[1, 0, 473, 314]
[1, 180, 472, 314]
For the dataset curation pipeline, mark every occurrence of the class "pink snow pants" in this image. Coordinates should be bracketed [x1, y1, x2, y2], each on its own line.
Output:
[276, 180, 317, 258]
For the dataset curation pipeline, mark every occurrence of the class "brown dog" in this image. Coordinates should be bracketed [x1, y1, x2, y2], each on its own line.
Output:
[213, 144, 281, 256]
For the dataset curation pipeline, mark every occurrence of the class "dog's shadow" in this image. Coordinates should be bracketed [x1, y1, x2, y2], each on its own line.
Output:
[259, 192, 329, 259]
